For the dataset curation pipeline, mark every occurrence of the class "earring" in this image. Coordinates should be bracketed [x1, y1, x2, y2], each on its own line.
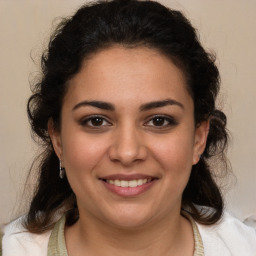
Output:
[59, 160, 65, 179]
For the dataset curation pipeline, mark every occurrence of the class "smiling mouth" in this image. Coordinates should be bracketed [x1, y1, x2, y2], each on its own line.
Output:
[99, 174, 158, 196]
[102, 178, 153, 188]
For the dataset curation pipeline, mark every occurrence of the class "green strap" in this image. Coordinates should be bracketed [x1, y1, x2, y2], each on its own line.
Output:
[47, 216, 68, 256]
[190, 217, 204, 256]
[182, 212, 204, 256]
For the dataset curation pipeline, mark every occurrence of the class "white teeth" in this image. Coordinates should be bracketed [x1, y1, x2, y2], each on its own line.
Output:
[115, 180, 121, 186]
[106, 178, 152, 188]
[137, 179, 143, 186]
[128, 180, 137, 187]
[120, 180, 129, 187]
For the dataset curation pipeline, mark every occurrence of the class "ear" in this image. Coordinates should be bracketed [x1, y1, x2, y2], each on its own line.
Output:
[48, 118, 63, 159]
[192, 120, 209, 165]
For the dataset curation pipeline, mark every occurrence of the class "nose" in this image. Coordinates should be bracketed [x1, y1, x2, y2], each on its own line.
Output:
[108, 126, 148, 166]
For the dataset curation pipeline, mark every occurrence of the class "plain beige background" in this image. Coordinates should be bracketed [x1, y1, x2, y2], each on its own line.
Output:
[0, 0, 255, 224]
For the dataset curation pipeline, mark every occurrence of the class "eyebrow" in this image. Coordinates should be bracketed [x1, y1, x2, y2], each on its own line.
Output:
[72, 98, 184, 111]
[139, 99, 184, 111]
[72, 100, 115, 111]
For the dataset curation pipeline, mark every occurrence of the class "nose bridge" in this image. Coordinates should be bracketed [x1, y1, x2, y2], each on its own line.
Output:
[109, 121, 147, 165]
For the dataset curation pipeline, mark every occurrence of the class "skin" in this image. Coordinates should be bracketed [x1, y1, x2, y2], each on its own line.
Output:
[49, 46, 209, 256]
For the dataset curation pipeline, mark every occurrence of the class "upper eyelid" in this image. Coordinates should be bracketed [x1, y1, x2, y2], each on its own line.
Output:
[144, 115, 178, 126]
[78, 114, 177, 125]
[81, 114, 110, 120]
[144, 114, 175, 121]
[80, 115, 112, 125]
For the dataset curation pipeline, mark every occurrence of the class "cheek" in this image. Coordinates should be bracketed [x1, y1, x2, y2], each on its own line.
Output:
[146, 132, 195, 211]
[61, 132, 109, 174]
[149, 131, 195, 171]
[60, 134, 110, 199]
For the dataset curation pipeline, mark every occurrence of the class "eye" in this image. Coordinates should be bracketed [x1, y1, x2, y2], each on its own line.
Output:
[144, 115, 178, 128]
[80, 115, 111, 128]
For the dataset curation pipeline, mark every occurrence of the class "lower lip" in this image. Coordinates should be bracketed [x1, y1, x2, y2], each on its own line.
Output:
[102, 180, 156, 197]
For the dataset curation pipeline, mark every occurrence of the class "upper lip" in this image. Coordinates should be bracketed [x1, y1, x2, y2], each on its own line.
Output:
[99, 174, 158, 181]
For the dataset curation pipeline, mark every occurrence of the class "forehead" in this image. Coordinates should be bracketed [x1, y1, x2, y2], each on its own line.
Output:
[64, 46, 192, 109]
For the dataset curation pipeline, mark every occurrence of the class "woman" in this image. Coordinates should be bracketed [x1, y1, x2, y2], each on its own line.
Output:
[1, 0, 255, 255]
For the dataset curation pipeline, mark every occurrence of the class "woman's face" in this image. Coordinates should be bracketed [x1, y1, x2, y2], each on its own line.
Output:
[50, 46, 208, 228]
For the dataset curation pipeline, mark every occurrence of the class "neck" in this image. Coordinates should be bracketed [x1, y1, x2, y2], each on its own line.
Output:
[65, 210, 194, 256]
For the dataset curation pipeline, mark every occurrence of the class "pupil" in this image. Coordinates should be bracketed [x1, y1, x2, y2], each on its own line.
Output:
[153, 117, 164, 126]
[91, 118, 103, 126]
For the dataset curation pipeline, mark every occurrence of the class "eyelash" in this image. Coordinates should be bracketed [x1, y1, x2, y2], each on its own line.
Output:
[79, 114, 178, 129]
[144, 115, 178, 128]
[79, 115, 112, 128]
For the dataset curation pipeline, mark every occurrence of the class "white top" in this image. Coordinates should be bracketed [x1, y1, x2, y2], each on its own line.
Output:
[1, 212, 256, 256]
[197, 213, 256, 255]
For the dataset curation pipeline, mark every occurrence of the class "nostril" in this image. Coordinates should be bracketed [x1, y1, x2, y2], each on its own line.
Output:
[108, 143, 147, 165]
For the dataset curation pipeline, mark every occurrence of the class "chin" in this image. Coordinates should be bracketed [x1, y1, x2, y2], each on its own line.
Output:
[101, 206, 157, 230]
[110, 217, 151, 230]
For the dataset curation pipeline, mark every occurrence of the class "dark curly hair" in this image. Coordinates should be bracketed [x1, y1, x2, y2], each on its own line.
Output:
[24, 0, 228, 233]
